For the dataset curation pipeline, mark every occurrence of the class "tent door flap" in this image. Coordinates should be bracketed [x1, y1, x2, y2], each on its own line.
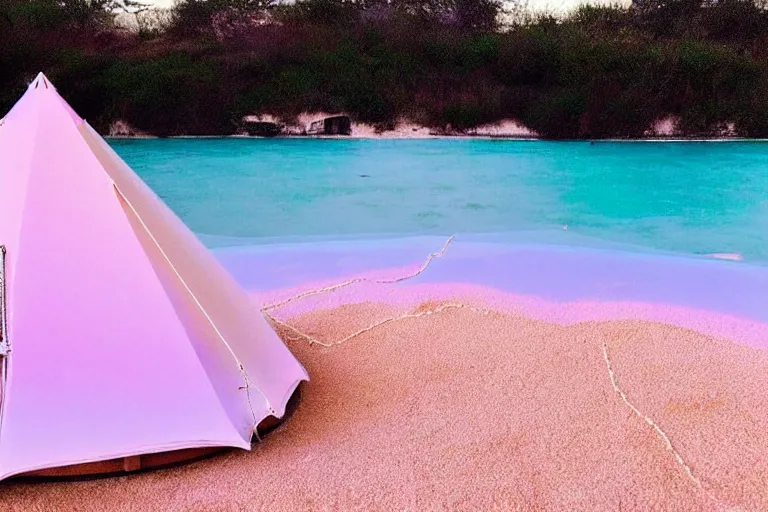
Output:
[0, 245, 7, 356]
[0, 244, 8, 437]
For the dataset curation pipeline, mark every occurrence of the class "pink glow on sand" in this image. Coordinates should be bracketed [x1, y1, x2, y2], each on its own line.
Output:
[259, 276, 768, 351]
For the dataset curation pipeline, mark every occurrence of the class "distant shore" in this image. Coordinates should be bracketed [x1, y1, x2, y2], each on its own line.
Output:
[105, 133, 761, 142]
[105, 134, 765, 141]
[105, 115, 754, 141]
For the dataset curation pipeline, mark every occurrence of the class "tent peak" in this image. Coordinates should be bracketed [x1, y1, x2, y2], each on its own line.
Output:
[29, 73, 54, 91]
[17, 72, 83, 125]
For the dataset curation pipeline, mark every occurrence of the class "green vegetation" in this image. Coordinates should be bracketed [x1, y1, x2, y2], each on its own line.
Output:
[3, 0, 768, 138]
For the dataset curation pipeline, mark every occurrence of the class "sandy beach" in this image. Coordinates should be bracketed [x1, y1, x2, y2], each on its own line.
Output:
[2, 287, 768, 511]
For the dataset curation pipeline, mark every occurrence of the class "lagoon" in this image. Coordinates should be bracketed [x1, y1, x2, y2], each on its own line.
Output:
[110, 138, 768, 263]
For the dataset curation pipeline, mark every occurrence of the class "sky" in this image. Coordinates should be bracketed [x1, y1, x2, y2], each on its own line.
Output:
[144, 0, 630, 12]
[519, 0, 628, 12]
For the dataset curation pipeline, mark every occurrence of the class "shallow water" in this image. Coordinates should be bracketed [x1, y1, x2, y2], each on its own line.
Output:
[110, 138, 768, 262]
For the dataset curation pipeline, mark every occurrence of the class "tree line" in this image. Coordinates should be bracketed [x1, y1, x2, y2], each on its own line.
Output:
[2, 0, 768, 138]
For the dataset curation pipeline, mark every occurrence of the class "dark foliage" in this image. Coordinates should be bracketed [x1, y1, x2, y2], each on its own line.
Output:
[3, 0, 768, 138]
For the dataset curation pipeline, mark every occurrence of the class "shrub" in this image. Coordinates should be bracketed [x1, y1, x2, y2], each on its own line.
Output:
[5, 0, 768, 139]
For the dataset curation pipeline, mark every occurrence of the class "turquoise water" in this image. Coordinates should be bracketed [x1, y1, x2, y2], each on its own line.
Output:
[109, 138, 768, 262]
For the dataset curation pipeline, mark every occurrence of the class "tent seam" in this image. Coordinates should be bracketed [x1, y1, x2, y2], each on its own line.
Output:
[80, 121, 288, 419]
[111, 184, 272, 430]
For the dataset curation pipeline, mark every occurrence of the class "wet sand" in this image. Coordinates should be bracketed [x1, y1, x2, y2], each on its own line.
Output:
[2, 296, 768, 511]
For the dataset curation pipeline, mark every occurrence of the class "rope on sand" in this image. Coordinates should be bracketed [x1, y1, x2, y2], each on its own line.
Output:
[259, 235, 720, 504]
[260, 235, 489, 347]
[262, 237, 725, 505]
[601, 340, 720, 503]
[261, 235, 455, 312]
[268, 302, 489, 348]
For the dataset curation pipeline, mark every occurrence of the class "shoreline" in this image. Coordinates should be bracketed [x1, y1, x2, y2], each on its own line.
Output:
[212, 234, 768, 346]
[105, 115, 762, 141]
[104, 133, 768, 142]
[210, 233, 762, 270]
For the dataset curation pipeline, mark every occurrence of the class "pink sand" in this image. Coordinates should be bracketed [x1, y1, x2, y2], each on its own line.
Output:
[3, 287, 768, 510]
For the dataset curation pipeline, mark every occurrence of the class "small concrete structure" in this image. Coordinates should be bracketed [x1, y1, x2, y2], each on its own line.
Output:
[307, 115, 351, 136]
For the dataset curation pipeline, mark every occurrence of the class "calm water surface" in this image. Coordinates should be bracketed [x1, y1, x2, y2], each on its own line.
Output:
[109, 139, 768, 263]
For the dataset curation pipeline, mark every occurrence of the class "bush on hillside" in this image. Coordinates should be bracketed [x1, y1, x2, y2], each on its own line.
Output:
[4, 0, 768, 138]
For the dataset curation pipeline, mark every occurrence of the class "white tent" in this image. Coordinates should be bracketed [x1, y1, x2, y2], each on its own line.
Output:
[0, 73, 308, 480]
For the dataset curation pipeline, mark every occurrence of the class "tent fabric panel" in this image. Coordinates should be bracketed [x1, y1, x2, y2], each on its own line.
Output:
[115, 187, 259, 438]
[0, 85, 248, 480]
[79, 123, 309, 418]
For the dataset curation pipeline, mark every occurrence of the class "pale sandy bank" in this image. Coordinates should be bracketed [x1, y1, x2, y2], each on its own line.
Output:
[108, 114, 750, 140]
[108, 116, 541, 139]
[3, 297, 768, 511]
